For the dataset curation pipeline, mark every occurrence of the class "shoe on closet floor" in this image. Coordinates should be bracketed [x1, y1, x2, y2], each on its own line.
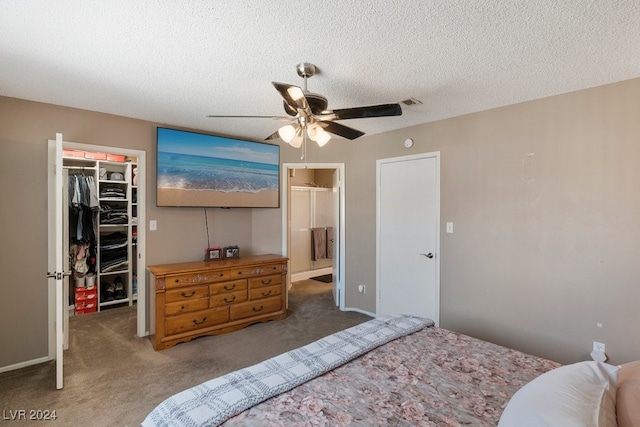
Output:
[113, 276, 126, 300]
[102, 282, 115, 302]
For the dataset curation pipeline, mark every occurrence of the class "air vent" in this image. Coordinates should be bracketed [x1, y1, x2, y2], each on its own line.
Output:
[401, 98, 423, 106]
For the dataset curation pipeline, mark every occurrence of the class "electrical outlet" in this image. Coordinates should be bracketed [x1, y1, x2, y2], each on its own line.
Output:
[358, 284, 366, 294]
[593, 341, 605, 352]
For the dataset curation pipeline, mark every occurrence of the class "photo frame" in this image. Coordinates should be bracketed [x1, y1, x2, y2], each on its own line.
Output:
[223, 245, 240, 259]
[204, 246, 222, 261]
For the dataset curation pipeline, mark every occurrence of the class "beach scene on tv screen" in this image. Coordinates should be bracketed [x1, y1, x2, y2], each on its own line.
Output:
[157, 128, 279, 207]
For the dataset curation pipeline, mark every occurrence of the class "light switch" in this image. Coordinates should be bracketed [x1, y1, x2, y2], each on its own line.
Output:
[149, 220, 157, 231]
[446, 222, 453, 233]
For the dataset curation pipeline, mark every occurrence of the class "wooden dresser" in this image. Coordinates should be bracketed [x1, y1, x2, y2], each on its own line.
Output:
[149, 254, 288, 350]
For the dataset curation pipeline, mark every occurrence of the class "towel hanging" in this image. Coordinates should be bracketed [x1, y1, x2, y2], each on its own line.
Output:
[311, 228, 327, 261]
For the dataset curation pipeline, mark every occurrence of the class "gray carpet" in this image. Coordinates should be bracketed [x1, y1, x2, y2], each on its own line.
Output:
[0, 280, 371, 427]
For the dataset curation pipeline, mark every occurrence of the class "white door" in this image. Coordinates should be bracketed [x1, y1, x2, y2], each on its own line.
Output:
[47, 133, 66, 389]
[377, 153, 440, 323]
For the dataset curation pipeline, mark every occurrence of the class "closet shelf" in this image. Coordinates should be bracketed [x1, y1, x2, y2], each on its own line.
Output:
[100, 298, 129, 307]
[100, 269, 129, 276]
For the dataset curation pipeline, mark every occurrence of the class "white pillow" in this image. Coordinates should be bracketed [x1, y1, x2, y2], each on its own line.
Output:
[498, 361, 618, 427]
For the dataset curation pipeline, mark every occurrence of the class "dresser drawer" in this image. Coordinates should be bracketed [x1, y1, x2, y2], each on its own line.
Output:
[210, 279, 247, 295]
[249, 284, 282, 300]
[165, 307, 229, 336]
[230, 296, 282, 321]
[165, 270, 230, 289]
[165, 298, 209, 316]
[248, 274, 282, 288]
[230, 262, 286, 279]
[165, 284, 209, 303]
[210, 290, 248, 308]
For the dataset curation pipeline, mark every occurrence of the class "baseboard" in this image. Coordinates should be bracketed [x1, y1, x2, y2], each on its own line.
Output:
[0, 356, 51, 374]
[343, 306, 376, 318]
[291, 267, 333, 283]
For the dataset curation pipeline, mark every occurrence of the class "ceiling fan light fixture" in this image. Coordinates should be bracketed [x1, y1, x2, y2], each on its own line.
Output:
[287, 86, 304, 101]
[314, 129, 331, 147]
[289, 133, 304, 148]
[277, 124, 297, 143]
[307, 123, 331, 147]
[306, 122, 320, 141]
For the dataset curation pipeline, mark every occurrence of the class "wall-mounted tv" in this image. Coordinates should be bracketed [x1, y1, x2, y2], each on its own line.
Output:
[156, 127, 280, 208]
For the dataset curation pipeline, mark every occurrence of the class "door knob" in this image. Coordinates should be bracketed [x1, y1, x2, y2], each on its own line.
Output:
[420, 253, 434, 259]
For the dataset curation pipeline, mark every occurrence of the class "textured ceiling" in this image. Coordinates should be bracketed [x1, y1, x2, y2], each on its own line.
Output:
[1, 1, 639, 142]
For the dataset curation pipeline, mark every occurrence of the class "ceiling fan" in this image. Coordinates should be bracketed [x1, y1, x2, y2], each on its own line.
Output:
[207, 63, 402, 148]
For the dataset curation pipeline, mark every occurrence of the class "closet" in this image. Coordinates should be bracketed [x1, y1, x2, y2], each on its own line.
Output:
[63, 150, 138, 315]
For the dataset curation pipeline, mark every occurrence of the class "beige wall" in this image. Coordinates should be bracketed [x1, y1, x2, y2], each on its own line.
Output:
[1, 77, 639, 369]
[0, 96, 342, 369]
[344, 78, 640, 365]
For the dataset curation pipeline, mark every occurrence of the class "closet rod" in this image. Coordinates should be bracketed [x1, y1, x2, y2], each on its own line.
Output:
[63, 165, 97, 170]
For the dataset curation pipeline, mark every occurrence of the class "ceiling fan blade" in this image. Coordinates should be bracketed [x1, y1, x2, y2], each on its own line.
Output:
[206, 114, 291, 121]
[272, 81, 309, 112]
[320, 121, 365, 140]
[265, 131, 281, 141]
[329, 103, 402, 120]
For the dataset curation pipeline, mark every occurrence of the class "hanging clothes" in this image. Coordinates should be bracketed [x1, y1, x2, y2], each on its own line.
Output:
[68, 172, 99, 242]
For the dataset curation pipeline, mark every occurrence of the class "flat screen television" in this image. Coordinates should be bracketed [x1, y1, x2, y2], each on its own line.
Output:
[156, 127, 280, 208]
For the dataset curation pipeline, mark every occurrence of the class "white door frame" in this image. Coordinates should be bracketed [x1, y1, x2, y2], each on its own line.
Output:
[48, 138, 147, 354]
[281, 163, 346, 310]
[376, 151, 441, 325]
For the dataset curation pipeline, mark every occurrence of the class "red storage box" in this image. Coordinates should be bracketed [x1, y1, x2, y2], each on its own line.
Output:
[84, 151, 107, 160]
[63, 149, 85, 158]
[106, 153, 125, 162]
[75, 305, 98, 315]
[75, 300, 97, 314]
[75, 286, 97, 299]
[75, 292, 97, 303]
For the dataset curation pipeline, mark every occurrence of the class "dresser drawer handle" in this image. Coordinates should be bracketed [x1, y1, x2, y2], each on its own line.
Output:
[224, 295, 236, 303]
[261, 290, 272, 297]
[181, 290, 196, 298]
[252, 305, 264, 312]
[179, 305, 185, 312]
[261, 279, 272, 285]
[224, 283, 236, 291]
[219, 273, 224, 277]
[192, 317, 207, 325]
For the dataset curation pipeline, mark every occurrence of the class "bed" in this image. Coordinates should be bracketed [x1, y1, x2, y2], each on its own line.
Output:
[142, 315, 639, 426]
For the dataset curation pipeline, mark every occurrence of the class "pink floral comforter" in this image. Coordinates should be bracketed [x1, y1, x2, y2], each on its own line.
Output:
[223, 327, 560, 426]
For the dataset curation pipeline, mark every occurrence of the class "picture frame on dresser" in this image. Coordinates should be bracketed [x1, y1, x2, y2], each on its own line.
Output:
[224, 245, 240, 259]
[204, 246, 222, 261]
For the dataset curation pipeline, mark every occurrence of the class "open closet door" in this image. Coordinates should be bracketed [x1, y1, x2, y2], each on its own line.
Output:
[47, 133, 67, 389]
[332, 169, 340, 306]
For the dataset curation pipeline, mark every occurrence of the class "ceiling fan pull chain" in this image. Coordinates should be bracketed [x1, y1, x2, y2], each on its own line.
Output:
[301, 129, 307, 161]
